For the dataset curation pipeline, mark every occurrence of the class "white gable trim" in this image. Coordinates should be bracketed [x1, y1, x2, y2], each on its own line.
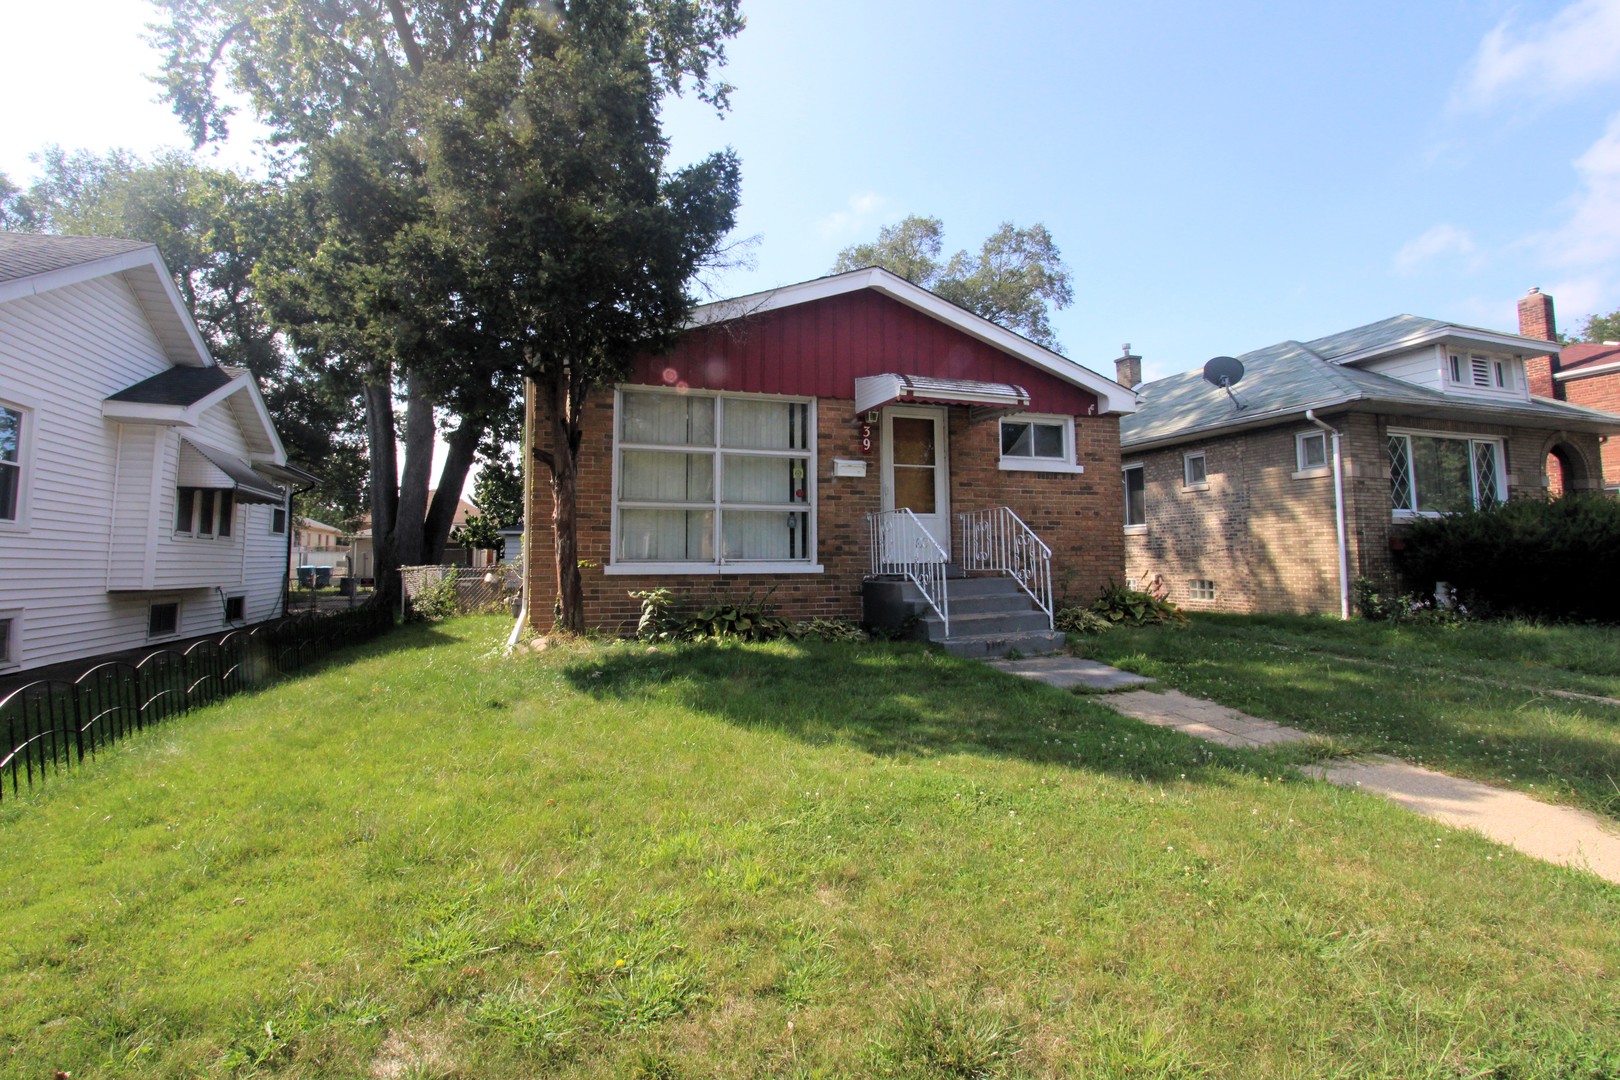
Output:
[1330, 326, 1561, 368]
[0, 246, 213, 370]
[102, 374, 289, 465]
[687, 267, 1137, 415]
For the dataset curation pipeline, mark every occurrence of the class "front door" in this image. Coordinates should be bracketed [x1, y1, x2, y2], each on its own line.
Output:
[881, 406, 950, 559]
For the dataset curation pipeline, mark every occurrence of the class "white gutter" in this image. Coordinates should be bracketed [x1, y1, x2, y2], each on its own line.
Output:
[505, 378, 534, 653]
[1305, 410, 1350, 620]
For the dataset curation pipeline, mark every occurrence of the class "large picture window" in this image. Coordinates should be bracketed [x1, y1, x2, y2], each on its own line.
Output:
[613, 389, 817, 571]
[1387, 431, 1504, 515]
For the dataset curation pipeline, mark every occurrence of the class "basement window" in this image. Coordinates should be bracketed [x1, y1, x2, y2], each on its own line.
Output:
[224, 595, 246, 622]
[148, 601, 180, 638]
[1189, 579, 1216, 602]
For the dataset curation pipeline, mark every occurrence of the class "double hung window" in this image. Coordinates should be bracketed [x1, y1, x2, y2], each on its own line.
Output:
[175, 487, 235, 537]
[1122, 465, 1146, 528]
[1388, 431, 1504, 514]
[614, 389, 816, 569]
[0, 403, 24, 523]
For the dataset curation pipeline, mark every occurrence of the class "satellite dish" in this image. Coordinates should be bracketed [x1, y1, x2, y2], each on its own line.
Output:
[1203, 356, 1245, 389]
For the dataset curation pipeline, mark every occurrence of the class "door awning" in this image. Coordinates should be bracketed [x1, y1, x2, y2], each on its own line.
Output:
[854, 374, 1031, 415]
[178, 439, 285, 504]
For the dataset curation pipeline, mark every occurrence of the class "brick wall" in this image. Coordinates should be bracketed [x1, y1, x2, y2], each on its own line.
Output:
[1559, 373, 1620, 488]
[525, 385, 1125, 634]
[1124, 411, 1607, 614]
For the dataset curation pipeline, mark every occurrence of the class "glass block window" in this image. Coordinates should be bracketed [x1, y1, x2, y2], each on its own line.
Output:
[1297, 431, 1328, 470]
[1388, 432, 1505, 514]
[1189, 579, 1216, 601]
[615, 390, 815, 566]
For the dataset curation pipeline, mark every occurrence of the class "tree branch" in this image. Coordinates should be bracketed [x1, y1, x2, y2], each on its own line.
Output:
[383, 0, 427, 75]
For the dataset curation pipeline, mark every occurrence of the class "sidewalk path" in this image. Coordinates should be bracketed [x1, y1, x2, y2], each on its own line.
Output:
[990, 655, 1620, 885]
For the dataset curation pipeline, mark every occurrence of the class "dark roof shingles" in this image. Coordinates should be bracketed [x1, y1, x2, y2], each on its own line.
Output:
[106, 365, 232, 406]
[0, 235, 153, 285]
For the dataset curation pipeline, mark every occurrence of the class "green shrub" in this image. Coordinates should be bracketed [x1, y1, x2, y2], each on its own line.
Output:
[629, 588, 791, 642]
[1054, 605, 1112, 635]
[1089, 581, 1187, 627]
[1396, 495, 1620, 622]
[787, 617, 868, 642]
[407, 574, 460, 623]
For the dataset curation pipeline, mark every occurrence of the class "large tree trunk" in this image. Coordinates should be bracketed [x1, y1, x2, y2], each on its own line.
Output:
[364, 379, 403, 612]
[393, 372, 435, 569]
[422, 416, 482, 563]
[548, 372, 584, 633]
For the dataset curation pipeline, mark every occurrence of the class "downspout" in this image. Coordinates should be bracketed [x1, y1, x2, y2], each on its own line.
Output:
[504, 378, 533, 653]
[1304, 410, 1350, 620]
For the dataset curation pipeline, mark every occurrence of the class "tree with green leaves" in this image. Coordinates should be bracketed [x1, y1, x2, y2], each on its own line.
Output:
[832, 215, 1075, 351]
[3, 146, 369, 519]
[1579, 309, 1620, 343]
[453, 450, 524, 560]
[151, 0, 744, 625]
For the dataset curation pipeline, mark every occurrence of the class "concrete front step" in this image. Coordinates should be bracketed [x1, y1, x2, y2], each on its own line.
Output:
[919, 609, 1053, 637]
[938, 629, 1067, 659]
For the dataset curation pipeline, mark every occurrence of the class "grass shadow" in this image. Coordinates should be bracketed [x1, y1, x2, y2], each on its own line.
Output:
[560, 638, 1269, 787]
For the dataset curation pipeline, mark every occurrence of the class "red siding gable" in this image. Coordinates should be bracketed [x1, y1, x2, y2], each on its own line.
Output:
[629, 290, 1101, 415]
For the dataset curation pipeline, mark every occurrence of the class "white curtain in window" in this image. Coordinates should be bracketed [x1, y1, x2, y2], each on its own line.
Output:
[620, 451, 713, 502]
[722, 399, 794, 449]
[723, 511, 806, 560]
[722, 454, 805, 504]
[622, 392, 714, 446]
[620, 509, 713, 561]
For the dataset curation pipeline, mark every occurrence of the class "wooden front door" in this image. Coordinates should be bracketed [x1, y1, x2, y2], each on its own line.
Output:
[881, 406, 950, 558]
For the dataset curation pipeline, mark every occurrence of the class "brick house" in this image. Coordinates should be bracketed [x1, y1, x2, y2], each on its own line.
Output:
[1520, 288, 1620, 495]
[523, 267, 1136, 653]
[1118, 309, 1620, 616]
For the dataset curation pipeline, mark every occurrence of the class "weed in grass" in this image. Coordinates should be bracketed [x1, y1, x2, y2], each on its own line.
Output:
[401, 893, 494, 971]
[467, 982, 575, 1063]
[870, 991, 1024, 1078]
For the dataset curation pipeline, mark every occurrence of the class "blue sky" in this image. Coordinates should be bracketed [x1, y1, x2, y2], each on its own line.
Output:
[5, 0, 1620, 383]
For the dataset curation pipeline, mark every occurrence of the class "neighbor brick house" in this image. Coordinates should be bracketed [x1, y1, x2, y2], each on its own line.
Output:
[1519, 288, 1620, 495]
[1119, 307, 1620, 616]
[523, 267, 1136, 651]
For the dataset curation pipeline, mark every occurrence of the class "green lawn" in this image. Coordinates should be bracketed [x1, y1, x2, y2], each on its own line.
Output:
[1076, 613, 1620, 821]
[1, 616, 1617, 1077]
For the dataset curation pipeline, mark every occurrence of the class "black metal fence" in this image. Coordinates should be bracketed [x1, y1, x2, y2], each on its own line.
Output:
[0, 606, 393, 804]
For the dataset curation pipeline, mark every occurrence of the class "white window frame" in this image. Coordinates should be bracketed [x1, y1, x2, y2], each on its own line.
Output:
[224, 594, 246, 623]
[1122, 463, 1146, 531]
[605, 387, 823, 575]
[1183, 451, 1208, 490]
[0, 608, 20, 669]
[1387, 427, 1508, 518]
[148, 599, 182, 640]
[1188, 579, 1216, 602]
[1448, 352, 1519, 395]
[174, 487, 237, 540]
[0, 394, 37, 532]
[997, 413, 1084, 474]
[1294, 430, 1330, 477]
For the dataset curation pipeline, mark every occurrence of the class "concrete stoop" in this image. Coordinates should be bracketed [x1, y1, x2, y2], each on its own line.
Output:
[863, 572, 1064, 659]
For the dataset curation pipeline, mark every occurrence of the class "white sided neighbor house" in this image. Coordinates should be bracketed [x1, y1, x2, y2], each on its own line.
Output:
[0, 235, 314, 675]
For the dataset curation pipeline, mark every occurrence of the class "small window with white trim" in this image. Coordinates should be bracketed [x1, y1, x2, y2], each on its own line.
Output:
[1122, 464, 1146, 529]
[271, 506, 287, 534]
[1183, 452, 1207, 488]
[1296, 431, 1328, 471]
[0, 613, 17, 667]
[999, 414, 1077, 471]
[1189, 579, 1216, 601]
[224, 595, 246, 622]
[0, 400, 28, 526]
[148, 601, 180, 638]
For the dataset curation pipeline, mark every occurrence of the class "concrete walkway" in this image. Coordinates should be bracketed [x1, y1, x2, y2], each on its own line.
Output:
[990, 655, 1620, 885]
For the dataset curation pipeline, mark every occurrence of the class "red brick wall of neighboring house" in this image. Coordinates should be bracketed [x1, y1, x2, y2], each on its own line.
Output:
[1559, 373, 1620, 488]
[524, 389, 1124, 635]
[1122, 412, 1606, 615]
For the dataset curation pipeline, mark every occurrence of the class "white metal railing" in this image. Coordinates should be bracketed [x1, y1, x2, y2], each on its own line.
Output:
[957, 507, 1053, 629]
[868, 509, 949, 636]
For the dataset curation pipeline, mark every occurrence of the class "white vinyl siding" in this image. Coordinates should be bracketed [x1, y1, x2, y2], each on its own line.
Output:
[610, 388, 818, 573]
[0, 274, 287, 671]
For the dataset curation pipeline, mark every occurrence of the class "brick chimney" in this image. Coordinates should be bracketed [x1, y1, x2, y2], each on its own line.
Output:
[1115, 343, 1142, 388]
[1518, 288, 1563, 400]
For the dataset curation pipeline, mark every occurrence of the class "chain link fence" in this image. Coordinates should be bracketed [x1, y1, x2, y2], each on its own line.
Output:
[400, 564, 522, 618]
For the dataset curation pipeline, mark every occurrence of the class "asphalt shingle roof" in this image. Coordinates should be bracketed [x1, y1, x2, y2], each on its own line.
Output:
[105, 365, 233, 406]
[0, 234, 153, 285]
[1122, 334, 1620, 448]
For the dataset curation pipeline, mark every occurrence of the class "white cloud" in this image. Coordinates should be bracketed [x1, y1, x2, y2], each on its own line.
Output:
[1394, 223, 1477, 275]
[816, 192, 889, 240]
[1536, 112, 1620, 269]
[1454, 0, 1620, 111]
